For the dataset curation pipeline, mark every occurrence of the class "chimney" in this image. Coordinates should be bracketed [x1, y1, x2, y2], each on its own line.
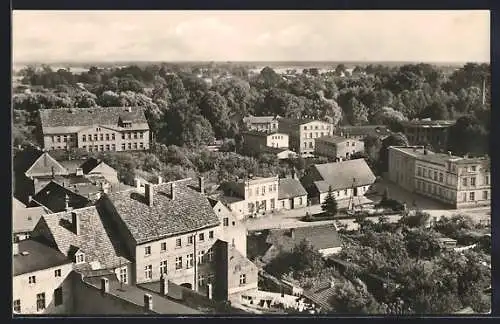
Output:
[72, 212, 80, 235]
[160, 276, 168, 296]
[199, 176, 205, 194]
[144, 294, 153, 312]
[65, 194, 70, 211]
[208, 283, 213, 300]
[13, 243, 19, 255]
[423, 148, 428, 155]
[170, 182, 176, 200]
[100, 277, 109, 294]
[157, 176, 163, 185]
[145, 183, 154, 207]
[127, 107, 132, 112]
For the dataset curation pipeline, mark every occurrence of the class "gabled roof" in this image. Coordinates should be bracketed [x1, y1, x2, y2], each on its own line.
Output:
[312, 159, 376, 192]
[38, 206, 131, 269]
[39, 107, 149, 133]
[25, 152, 69, 178]
[13, 239, 72, 276]
[31, 181, 94, 212]
[13, 147, 44, 175]
[13, 197, 26, 210]
[279, 118, 329, 127]
[80, 158, 102, 174]
[278, 178, 307, 200]
[103, 181, 220, 244]
[13, 204, 50, 233]
[266, 224, 342, 253]
[58, 159, 87, 174]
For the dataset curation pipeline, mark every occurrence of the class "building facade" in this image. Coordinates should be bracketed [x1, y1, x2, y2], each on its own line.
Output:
[242, 115, 280, 132]
[277, 178, 308, 210]
[241, 131, 289, 155]
[401, 119, 455, 152]
[278, 119, 334, 156]
[315, 136, 365, 161]
[388, 146, 491, 208]
[38, 107, 150, 152]
[337, 125, 391, 141]
[13, 240, 74, 314]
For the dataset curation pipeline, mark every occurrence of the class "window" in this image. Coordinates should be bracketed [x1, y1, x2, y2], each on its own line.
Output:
[82, 145, 87, 150]
[140, 132, 144, 139]
[29, 276, 36, 284]
[112, 144, 116, 151]
[160, 260, 167, 275]
[207, 248, 214, 262]
[471, 177, 476, 186]
[262, 186, 266, 195]
[140, 142, 144, 149]
[128, 133, 132, 139]
[36, 293, 46, 311]
[223, 218, 229, 227]
[485, 175, 490, 185]
[120, 268, 127, 284]
[433, 171, 437, 181]
[161, 242, 167, 252]
[54, 287, 63, 306]
[82, 135, 86, 142]
[469, 192, 475, 201]
[209, 231, 214, 239]
[239, 274, 247, 285]
[309, 142, 313, 148]
[94, 134, 98, 141]
[100, 145, 104, 151]
[271, 199, 275, 210]
[134, 132, 138, 139]
[188, 235, 194, 245]
[315, 125, 318, 130]
[105, 144, 110, 151]
[255, 187, 259, 195]
[13, 299, 20, 313]
[112, 133, 115, 140]
[423, 169, 427, 177]
[273, 184, 277, 191]
[269, 185, 273, 192]
[128, 143, 132, 149]
[207, 274, 215, 284]
[54, 269, 61, 277]
[175, 257, 183, 270]
[344, 189, 348, 195]
[463, 193, 467, 202]
[122, 133, 126, 140]
[144, 265, 152, 279]
[304, 126, 307, 130]
[57, 136, 61, 142]
[304, 142, 307, 148]
[462, 178, 468, 186]
[199, 233, 205, 241]
[471, 166, 477, 172]
[121, 143, 126, 150]
[282, 200, 285, 208]
[144, 246, 151, 256]
[483, 191, 489, 200]
[198, 250, 205, 264]
[176, 238, 182, 248]
[439, 173, 443, 182]
[198, 274, 205, 287]
[186, 254, 194, 268]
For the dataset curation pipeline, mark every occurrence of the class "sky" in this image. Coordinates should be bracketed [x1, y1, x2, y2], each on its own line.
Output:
[12, 10, 490, 63]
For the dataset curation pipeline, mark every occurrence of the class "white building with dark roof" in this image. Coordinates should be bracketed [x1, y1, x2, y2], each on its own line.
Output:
[277, 178, 308, 210]
[38, 106, 150, 152]
[301, 159, 376, 204]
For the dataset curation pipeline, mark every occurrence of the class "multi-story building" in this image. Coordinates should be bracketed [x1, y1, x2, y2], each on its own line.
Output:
[13, 240, 74, 314]
[242, 115, 281, 132]
[38, 106, 150, 152]
[215, 176, 280, 219]
[97, 179, 258, 300]
[241, 131, 289, 155]
[278, 118, 334, 157]
[401, 119, 455, 152]
[315, 136, 365, 161]
[301, 159, 376, 205]
[388, 146, 491, 208]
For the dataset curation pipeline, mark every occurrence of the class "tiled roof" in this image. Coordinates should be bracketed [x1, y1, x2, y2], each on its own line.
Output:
[312, 159, 376, 192]
[58, 159, 86, 174]
[39, 107, 149, 133]
[103, 181, 220, 244]
[266, 224, 342, 253]
[13, 239, 72, 276]
[316, 135, 351, 145]
[38, 206, 131, 269]
[25, 152, 69, 178]
[338, 125, 391, 138]
[303, 282, 336, 311]
[13, 205, 50, 233]
[278, 178, 307, 200]
[31, 181, 94, 212]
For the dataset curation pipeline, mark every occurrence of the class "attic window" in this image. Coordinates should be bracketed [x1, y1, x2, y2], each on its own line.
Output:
[75, 252, 85, 264]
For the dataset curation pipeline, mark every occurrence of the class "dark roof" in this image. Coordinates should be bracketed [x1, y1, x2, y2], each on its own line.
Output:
[39, 206, 131, 269]
[316, 135, 351, 145]
[401, 119, 455, 127]
[279, 118, 325, 126]
[278, 178, 307, 200]
[80, 158, 102, 174]
[103, 181, 220, 244]
[39, 107, 149, 133]
[84, 275, 202, 314]
[241, 130, 287, 137]
[31, 181, 94, 212]
[13, 239, 72, 276]
[58, 159, 86, 174]
[13, 148, 44, 175]
[338, 125, 391, 138]
[312, 159, 376, 192]
[25, 152, 69, 178]
[303, 282, 336, 311]
[266, 224, 342, 252]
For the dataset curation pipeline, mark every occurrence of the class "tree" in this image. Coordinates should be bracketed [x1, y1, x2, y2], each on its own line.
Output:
[335, 64, 346, 76]
[321, 186, 338, 217]
[329, 281, 383, 314]
[379, 133, 410, 172]
[199, 91, 233, 138]
[399, 211, 431, 228]
[447, 115, 489, 156]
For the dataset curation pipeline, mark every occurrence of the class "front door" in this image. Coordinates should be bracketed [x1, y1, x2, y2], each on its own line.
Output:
[290, 199, 294, 209]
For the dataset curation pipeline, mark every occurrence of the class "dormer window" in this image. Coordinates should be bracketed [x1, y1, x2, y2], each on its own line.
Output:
[75, 251, 85, 264]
